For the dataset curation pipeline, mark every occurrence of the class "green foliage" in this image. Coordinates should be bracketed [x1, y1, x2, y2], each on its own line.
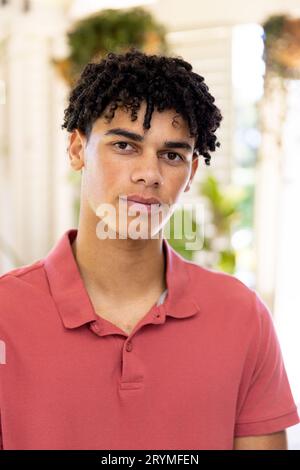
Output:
[262, 14, 300, 78]
[218, 250, 236, 274]
[164, 174, 248, 273]
[263, 15, 285, 47]
[235, 185, 254, 229]
[164, 209, 199, 261]
[66, 7, 168, 82]
[199, 174, 247, 273]
[262, 15, 286, 77]
[201, 174, 245, 234]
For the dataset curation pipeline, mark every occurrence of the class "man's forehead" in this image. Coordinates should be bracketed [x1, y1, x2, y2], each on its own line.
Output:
[93, 104, 192, 138]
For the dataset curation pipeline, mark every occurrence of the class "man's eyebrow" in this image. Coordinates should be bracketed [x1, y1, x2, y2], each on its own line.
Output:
[104, 128, 193, 152]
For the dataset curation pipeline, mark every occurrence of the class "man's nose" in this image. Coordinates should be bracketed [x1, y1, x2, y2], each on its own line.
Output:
[130, 153, 164, 187]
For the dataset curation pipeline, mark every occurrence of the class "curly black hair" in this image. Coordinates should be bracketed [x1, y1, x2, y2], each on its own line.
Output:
[62, 48, 222, 166]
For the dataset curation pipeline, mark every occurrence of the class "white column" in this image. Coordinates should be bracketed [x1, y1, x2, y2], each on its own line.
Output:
[254, 74, 286, 310]
[273, 80, 300, 418]
[0, 2, 74, 270]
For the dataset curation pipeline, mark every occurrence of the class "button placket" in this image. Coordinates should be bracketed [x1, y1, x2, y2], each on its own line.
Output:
[120, 336, 145, 389]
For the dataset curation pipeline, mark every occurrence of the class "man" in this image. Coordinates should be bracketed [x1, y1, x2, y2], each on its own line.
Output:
[0, 49, 299, 450]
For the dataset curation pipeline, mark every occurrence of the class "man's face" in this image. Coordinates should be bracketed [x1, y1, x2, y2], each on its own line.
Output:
[69, 100, 199, 239]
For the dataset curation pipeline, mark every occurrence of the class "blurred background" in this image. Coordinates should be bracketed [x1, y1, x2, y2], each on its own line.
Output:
[1, 0, 300, 448]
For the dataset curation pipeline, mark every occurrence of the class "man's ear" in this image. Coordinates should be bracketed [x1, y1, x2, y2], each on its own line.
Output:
[184, 153, 199, 192]
[68, 130, 86, 171]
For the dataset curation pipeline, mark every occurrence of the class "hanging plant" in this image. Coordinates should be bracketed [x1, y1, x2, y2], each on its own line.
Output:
[53, 7, 168, 86]
[263, 14, 300, 79]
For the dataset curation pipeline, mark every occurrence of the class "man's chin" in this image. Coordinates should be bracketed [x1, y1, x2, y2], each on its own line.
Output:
[95, 221, 163, 241]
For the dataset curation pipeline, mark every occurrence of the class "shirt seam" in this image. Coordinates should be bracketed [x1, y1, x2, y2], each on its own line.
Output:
[236, 406, 298, 425]
[0, 261, 45, 282]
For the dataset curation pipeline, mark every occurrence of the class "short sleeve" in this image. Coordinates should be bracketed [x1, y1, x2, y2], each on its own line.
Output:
[234, 291, 300, 436]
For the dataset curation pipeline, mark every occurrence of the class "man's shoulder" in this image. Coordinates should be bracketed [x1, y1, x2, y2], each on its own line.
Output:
[0, 259, 46, 295]
[184, 257, 253, 296]
[0, 259, 50, 332]
[181, 257, 258, 321]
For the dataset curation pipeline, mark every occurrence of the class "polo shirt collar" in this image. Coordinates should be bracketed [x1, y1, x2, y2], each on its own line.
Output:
[44, 229, 200, 330]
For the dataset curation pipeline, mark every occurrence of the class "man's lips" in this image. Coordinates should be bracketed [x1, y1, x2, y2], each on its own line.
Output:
[120, 194, 162, 206]
[119, 196, 163, 214]
[127, 199, 160, 207]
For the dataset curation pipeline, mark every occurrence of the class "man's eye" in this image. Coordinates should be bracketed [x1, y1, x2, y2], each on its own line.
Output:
[162, 152, 184, 162]
[112, 143, 183, 162]
[113, 141, 134, 151]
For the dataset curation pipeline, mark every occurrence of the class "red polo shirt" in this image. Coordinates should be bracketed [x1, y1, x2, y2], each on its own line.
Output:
[0, 228, 299, 449]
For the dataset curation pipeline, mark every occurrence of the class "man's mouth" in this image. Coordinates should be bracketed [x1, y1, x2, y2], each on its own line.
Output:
[120, 194, 162, 206]
[119, 195, 162, 213]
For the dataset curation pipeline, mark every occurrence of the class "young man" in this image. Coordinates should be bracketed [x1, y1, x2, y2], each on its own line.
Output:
[0, 49, 299, 450]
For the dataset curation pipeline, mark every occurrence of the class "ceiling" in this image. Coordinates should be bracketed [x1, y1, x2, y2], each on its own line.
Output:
[65, 0, 300, 27]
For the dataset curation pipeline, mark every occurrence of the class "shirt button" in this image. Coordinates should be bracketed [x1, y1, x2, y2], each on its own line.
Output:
[93, 323, 100, 332]
[126, 341, 133, 352]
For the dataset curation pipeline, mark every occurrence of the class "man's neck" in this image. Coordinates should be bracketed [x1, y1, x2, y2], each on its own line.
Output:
[71, 219, 166, 304]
